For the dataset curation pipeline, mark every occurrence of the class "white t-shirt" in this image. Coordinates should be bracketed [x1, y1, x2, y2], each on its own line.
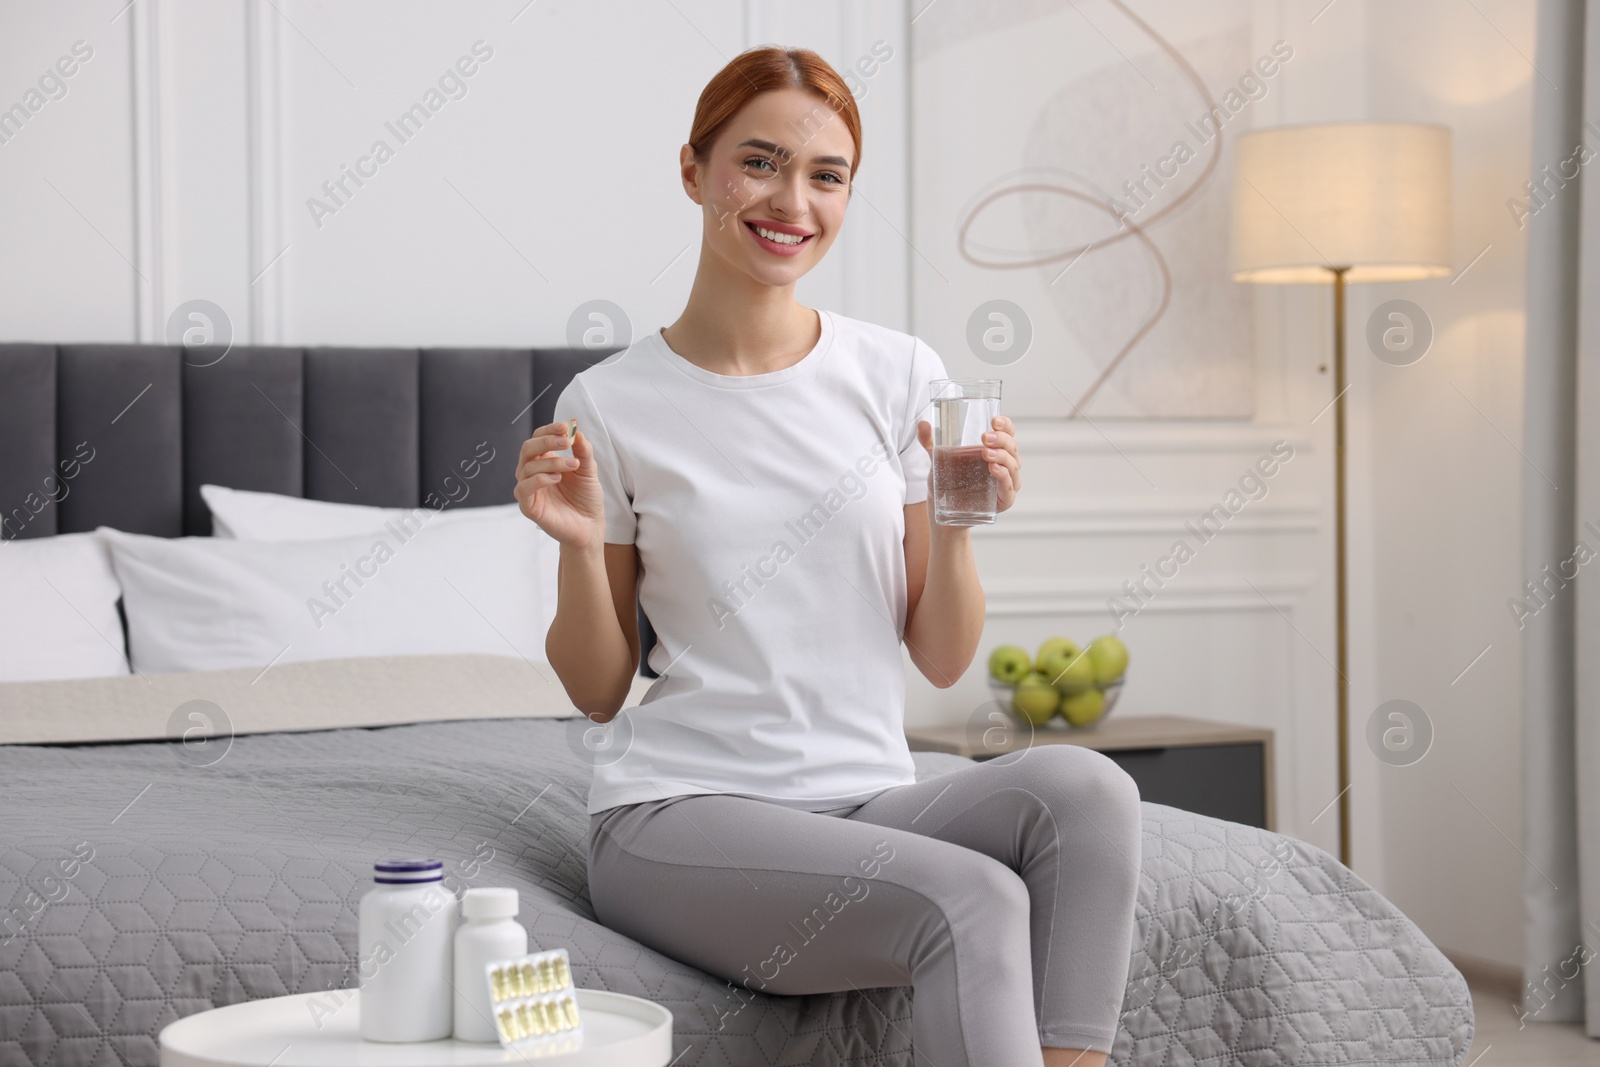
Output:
[552, 308, 950, 815]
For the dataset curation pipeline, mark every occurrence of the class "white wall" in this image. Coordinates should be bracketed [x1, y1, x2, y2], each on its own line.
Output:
[0, 0, 909, 347]
[0, 0, 1531, 972]
[0, 2, 138, 338]
[1361, 0, 1534, 972]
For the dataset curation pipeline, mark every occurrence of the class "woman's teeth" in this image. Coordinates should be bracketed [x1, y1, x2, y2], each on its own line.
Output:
[752, 224, 806, 245]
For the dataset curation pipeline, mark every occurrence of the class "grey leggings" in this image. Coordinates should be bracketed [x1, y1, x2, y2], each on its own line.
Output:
[586, 744, 1143, 1066]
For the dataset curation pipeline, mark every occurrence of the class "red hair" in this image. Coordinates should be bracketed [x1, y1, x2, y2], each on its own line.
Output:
[687, 46, 863, 180]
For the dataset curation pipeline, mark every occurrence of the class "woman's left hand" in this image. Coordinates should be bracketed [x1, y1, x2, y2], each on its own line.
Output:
[916, 415, 1022, 514]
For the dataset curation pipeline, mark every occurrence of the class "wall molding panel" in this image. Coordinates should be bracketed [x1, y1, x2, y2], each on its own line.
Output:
[971, 496, 1321, 537]
[245, 0, 287, 346]
[1008, 418, 1315, 456]
[129, 0, 165, 342]
[982, 574, 1316, 618]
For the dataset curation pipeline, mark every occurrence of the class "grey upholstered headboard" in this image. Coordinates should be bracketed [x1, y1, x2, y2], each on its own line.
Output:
[0, 341, 658, 674]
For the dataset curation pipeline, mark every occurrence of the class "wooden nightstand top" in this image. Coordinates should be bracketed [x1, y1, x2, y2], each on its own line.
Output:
[906, 714, 1274, 759]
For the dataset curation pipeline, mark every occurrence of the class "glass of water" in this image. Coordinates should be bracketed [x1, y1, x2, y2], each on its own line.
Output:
[929, 378, 1002, 526]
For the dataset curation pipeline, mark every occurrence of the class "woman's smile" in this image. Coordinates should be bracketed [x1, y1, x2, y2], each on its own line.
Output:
[744, 218, 815, 256]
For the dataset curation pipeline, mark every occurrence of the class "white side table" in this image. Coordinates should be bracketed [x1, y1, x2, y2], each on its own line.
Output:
[159, 988, 673, 1066]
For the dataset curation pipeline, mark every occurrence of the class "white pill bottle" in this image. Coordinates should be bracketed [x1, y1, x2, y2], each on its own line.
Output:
[453, 887, 529, 1041]
[358, 858, 456, 1042]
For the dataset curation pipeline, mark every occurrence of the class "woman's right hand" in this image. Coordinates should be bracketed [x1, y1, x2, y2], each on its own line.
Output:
[514, 421, 605, 550]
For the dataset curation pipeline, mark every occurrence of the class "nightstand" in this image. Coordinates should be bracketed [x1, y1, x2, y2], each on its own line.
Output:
[158, 988, 673, 1066]
[906, 714, 1276, 830]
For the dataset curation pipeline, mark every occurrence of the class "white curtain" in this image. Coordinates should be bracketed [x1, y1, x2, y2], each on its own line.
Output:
[1523, 0, 1600, 1034]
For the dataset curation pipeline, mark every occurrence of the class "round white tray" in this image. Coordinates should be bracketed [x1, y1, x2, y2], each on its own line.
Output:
[159, 988, 674, 1067]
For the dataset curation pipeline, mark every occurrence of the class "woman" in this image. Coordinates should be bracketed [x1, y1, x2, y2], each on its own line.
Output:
[515, 45, 1142, 1067]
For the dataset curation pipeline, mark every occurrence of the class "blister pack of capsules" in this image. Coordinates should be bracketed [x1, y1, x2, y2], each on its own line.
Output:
[486, 947, 583, 1053]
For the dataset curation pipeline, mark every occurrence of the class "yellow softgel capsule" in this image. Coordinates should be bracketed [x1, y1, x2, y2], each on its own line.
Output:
[491, 968, 507, 1002]
[520, 962, 536, 996]
[554, 956, 571, 989]
[560, 995, 579, 1029]
[538, 958, 555, 993]
[497, 1009, 515, 1041]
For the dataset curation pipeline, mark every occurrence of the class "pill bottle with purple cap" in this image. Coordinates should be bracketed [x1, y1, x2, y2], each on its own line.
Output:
[358, 857, 456, 1042]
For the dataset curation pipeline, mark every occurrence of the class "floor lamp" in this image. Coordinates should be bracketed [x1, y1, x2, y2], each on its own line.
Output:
[1229, 122, 1453, 867]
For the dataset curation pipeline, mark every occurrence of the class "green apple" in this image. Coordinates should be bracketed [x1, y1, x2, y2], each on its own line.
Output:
[1060, 687, 1106, 728]
[987, 645, 1033, 684]
[1040, 646, 1095, 695]
[1011, 671, 1060, 725]
[1036, 636, 1080, 667]
[1087, 634, 1130, 684]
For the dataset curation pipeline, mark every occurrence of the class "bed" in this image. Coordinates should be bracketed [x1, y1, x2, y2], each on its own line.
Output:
[0, 341, 1475, 1066]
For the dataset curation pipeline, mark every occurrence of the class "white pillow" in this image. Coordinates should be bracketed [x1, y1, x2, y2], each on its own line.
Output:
[0, 532, 129, 682]
[195, 485, 561, 671]
[96, 515, 558, 674]
[200, 483, 519, 540]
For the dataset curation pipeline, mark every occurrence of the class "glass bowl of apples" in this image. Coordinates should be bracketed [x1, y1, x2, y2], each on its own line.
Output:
[984, 635, 1129, 731]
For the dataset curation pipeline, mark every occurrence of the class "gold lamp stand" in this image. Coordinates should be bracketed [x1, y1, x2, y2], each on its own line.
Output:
[1331, 265, 1351, 866]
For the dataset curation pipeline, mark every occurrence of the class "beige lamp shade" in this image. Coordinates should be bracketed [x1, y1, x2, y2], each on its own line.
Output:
[1231, 122, 1453, 283]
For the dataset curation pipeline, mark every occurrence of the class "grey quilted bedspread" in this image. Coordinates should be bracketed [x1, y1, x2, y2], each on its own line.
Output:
[0, 718, 1473, 1066]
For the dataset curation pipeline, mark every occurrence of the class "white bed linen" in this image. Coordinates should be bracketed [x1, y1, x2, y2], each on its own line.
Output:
[0, 652, 656, 744]
[0, 532, 127, 682]
[97, 517, 557, 674]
